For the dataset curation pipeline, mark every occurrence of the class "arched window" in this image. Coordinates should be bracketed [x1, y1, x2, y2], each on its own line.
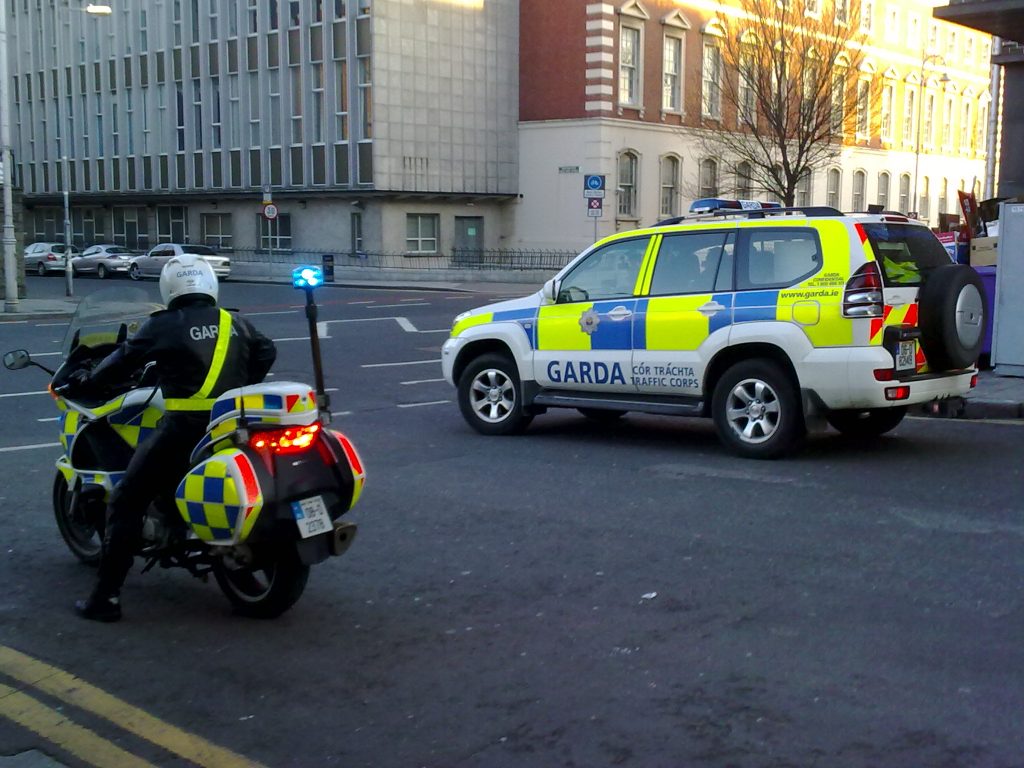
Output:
[736, 161, 753, 199]
[899, 173, 911, 213]
[660, 156, 680, 218]
[826, 168, 842, 209]
[852, 170, 866, 211]
[919, 175, 930, 220]
[796, 171, 812, 206]
[938, 178, 948, 216]
[877, 171, 890, 209]
[699, 158, 719, 198]
[617, 151, 639, 218]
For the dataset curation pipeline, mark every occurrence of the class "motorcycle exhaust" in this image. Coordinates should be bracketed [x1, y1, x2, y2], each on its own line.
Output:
[329, 521, 358, 557]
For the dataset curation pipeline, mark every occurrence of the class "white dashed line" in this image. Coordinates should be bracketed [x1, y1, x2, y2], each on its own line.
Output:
[361, 359, 441, 369]
[34, 321, 67, 327]
[27, 351, 62, 357]
[0, 390, 49, 399]
[367, 302, 430, 309]
[397, 400, 451, 409]
[348, 300, 376, 305]
[272, 336, 311, 342]
[400, 298, 425, 302]
[245, 310, 299, 317]
[0, 442, 61, 453]
[401, 378, 445, 385]
[37, 417, 60, 422]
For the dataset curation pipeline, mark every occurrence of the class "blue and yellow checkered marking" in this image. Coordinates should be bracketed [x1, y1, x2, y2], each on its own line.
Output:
[210, 394, 284, 421]
[175, 457, 246, 543]
[109, 405, 163, 449]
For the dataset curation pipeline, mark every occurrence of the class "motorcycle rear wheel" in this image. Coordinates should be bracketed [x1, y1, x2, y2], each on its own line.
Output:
[213, 547, 309, 619]
[52, 472, 103, 565]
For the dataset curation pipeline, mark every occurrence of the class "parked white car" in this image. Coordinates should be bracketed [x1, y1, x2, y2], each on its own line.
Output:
[75, 244, 140, 279]
[128, 244, 231, 281]
[24, 242, 80, 276]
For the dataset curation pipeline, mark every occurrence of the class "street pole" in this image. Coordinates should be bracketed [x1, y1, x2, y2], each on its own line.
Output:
[984, 37, 1002, 200]
[54, 4, 74, 297]
[912, 53, 946, 221]
[0, 0, 19, 312]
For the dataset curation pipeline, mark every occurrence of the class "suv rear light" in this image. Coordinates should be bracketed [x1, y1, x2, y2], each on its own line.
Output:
[873, 368, 895, 382]
[885, 386, 910, 401]
[843, 262, 884, 318]
[249, 423, 321, 454]
[970, 374, 979, 389]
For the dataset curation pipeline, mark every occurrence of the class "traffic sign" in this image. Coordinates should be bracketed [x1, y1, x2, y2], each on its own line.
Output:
[583, 189, 605, 199]
[584, 174, 605, 192]
[587, 197, 603, 218]
[262, 202, 279, 221]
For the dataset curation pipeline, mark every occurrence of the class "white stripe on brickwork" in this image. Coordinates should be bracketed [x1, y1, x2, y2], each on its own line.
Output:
[586, 68, 613, 80]
[586, 52, 614, 64]
[586, 35, 613, 48]
[585, 101, 614, 112]
[585, 3, 614, 15]
[585, 84, 613, 96]
[586, 19, 614, 32]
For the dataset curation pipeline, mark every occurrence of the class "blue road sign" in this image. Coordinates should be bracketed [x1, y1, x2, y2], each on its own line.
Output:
[584, 174, 605, 191]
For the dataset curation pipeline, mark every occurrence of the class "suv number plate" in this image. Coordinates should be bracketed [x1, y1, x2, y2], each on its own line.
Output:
[291, 496, 331, 538]
[896, 341, 916, 372]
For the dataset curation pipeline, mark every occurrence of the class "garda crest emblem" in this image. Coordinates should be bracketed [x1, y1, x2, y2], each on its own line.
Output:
[579, 308, 600, 336]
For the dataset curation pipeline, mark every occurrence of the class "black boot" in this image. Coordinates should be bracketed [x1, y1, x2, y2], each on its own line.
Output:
[74, 587, 122, 622]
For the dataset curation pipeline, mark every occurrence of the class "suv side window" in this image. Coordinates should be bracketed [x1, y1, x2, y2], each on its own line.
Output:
[736, 228, 822, 290]
[649, 232, 733, 296]
[557, 238, 648, 303]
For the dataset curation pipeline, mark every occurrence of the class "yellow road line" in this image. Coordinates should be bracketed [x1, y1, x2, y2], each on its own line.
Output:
[0, 683, 156, 768]
[0, 646, 268, 768]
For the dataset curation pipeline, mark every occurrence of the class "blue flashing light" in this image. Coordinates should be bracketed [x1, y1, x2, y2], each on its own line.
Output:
[689, 198, 783, 214]
[293, 266, 324, 289]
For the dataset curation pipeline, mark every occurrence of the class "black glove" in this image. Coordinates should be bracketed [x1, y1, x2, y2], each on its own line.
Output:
[65, 369, 92, 394]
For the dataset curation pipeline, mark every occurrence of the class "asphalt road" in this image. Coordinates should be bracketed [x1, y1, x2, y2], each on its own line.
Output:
[1, 275, 1023, 768]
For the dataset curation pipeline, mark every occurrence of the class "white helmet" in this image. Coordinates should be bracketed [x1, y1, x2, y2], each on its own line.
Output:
[159, 254, 219, 307]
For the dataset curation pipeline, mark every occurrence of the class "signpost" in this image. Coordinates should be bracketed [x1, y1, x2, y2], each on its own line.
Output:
[584, 174, 605, 242]
[262, 200, 278, 270]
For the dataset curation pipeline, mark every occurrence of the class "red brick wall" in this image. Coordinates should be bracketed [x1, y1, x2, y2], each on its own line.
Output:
[519, 0, 589, 120]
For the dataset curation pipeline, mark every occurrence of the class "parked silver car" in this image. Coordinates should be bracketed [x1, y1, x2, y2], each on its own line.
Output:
[24, 242, 80, 276]
[75, 244, 139, 279]
[128, 244, 231, 280]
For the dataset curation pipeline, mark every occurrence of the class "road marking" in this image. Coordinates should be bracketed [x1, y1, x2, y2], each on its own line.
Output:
[0, 683, 156, 768]
[348, 300, 376, 305]
[397, 400, 451, 408]
[400, 298, 426, 302]
[0, 319, 29, 324]
[244, 310, 299, 317]
[361, 359, 441, 369]
[0, 390, 49, 399]
[35, 321, 68, 327]
[319, 316, 445, 335]
[401, 378, 445, 385]
[0, 645, 268, 768]
[0, 442, 61, 453]
[367, 302, 430, 309]
[271, 336, 310, 342]
[28, 351, 62, 357]
[37, 416, 60, 422]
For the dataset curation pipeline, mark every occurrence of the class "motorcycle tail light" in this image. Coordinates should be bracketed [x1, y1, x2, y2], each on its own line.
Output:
[249, 423, 321, 454]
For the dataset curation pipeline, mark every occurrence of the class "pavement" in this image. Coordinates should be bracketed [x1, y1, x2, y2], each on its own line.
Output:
[2, 270, 1022, 421]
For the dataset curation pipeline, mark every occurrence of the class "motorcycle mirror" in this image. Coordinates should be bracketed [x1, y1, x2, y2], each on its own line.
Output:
[3, 349, 30, 370]
[292, 266, 324, 290]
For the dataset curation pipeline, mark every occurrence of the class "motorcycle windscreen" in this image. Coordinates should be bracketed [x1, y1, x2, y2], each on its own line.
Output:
[174, 449, 264, 544]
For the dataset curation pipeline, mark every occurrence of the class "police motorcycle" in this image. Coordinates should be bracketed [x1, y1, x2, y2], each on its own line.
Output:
[3, 266, 365, 618]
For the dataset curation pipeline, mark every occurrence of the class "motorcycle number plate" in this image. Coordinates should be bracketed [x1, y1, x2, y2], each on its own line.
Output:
[291, 496, 331, 539]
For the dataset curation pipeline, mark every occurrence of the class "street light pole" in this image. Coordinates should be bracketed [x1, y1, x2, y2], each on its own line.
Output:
[0, 0, 19, 311]
[912, 52, 946, 221]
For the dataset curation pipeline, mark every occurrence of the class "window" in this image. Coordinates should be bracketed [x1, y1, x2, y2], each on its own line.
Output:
[902, 86, 916, 144]
[228, 75, 240, 148]
[557, 239, 648, 303]
[946, 29, 957, 60]
[860, 0, 874, 32]
[619, 25, 641, 107]
[157, 206, 188, 243]
[659, 156, 679, 218]
[938, 177, 948, 215]
[805, 0, 820, 15]
[966, 35, 974, 62]
[311, 63, 325, 143]
[113, 206, 148, 248]
[290, 66, 303, 144]
[193, 79, 204, 149]
[826, 168, 841, 209]
[852, 170, 866, 211]
[211, 76, 222, 149]
[796, 171, 812, 206]
[738, 45, 755, 126]
[650, 232, 731, 295]
[617, 151, 638, 218]
[906, 14, 920, 48]
[699, 158, 718, 198]
[201, 212, 232, 248]
[928, 23, 938, 53]
[701, 40, 722, 119]
[923, 91, 935, 147]
[978, 102, 988, 152]
[830, 70, 846, 133]
[405, 213, 438, 253]
[259, 213, 292, 250]
[856, 79, 870, 137]
[738, 229, 823, 291]
[885, 6, 899, 43]
[350, 211, 362, 254]
[898, 173, 910, 213]
[877, 171, 890, 209]
[881, 82, 894, 140]
[942, 94, 953, 149]
[960, 100, 972, 150]
[335, 60, 348, 140]
[835, 0, 848, 24]
[662, 35, 682, 112]
[736, 161, 754, 199]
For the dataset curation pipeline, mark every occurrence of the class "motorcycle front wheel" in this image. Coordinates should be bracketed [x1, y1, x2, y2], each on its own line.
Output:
[52, 472, 103, 565]
[213, 546, 309, 619]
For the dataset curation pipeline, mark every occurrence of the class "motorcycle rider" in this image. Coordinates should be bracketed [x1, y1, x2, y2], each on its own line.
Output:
[68, 255, 277, 621]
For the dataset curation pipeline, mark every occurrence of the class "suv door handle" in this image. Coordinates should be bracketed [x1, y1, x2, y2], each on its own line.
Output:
[607, 305, 633, 321]
[698, 301, 727, 316]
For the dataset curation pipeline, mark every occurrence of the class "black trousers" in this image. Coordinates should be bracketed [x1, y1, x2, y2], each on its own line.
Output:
[97, 414, 208, 594]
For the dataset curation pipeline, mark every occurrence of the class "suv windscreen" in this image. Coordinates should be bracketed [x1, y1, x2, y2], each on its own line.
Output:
[861, 223, 951, 286]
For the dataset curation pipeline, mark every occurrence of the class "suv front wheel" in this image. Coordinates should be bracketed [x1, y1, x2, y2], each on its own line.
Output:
[712, 359, 804, 459]
[457, 353, 533, 436]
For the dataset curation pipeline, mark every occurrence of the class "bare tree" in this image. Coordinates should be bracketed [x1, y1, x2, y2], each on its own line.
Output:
[696, 0, 873, 206]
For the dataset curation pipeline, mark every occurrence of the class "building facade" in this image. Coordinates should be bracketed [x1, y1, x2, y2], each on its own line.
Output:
[8, 0, 519, 256]
[514, 0, 994, 252]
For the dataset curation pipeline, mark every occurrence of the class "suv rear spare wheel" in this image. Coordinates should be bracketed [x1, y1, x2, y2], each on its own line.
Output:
[918, 264, 985, 371]
[711, 359, 804, 459]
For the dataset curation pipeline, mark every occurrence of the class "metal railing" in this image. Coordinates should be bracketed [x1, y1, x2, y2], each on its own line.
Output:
[224, 247, 579, 272]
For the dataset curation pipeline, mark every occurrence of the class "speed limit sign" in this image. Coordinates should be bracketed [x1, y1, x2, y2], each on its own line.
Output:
[262, 202, 279, 221]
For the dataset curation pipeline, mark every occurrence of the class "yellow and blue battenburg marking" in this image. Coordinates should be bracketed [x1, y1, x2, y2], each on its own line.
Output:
[59, 411, 80, 453]
[174, 449, 264, 544]
[56, 459, 125, 500]
[108, 405, 163, 449]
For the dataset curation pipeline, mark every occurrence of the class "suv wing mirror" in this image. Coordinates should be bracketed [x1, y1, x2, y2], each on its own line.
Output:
[542, 278, 560, 304]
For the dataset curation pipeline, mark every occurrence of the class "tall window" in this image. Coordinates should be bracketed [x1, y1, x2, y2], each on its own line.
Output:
[923, 91, 935, 147]
[860, 0, 874, 32]
[619, 26, 641, 107]
[259, 213, 292, 250]
[902, 86, 916, 144]
[311, 63, 325, 144]
[738, 45, 755, 126]
[877, 171, 890, 209]
[699, 158, 718, 198]
[881, 83, 894, 140]
[405, 213, 438, 254]
[662, 35, 682, 112]
[826, 168, 842, 209]
[938, 177, 948, 215]
[960, 100, 972, 150]
[919, 175, 930, 219]
[835, 0, 848, 24]
[617, 151, 638, 217]
[852, 170, 866, 211]
[736, 161, 754, 199]
[942, 95, 954, 149]
[978, 102, 988, 152]
[898, 173, 911, 213]
[830, 70, 846, 133]
[701, 39, 722, 119]
[659, 156, 679, 218]
[796, 171, 812, 206]
[856, 79, 870, 137]
[193, 79, 203, 149]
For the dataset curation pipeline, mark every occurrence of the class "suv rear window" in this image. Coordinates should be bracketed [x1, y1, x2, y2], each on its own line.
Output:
[187, 245, 217, 256]
[861, 223, 951, 286]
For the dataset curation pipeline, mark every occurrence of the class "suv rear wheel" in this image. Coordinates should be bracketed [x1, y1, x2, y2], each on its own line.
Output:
[826, 406, 907, 438]
[457, 353, 533, 436]
[711, 359, 804, 459]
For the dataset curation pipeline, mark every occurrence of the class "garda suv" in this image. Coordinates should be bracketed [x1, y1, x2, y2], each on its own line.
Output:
[441, 204, 984, 459]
